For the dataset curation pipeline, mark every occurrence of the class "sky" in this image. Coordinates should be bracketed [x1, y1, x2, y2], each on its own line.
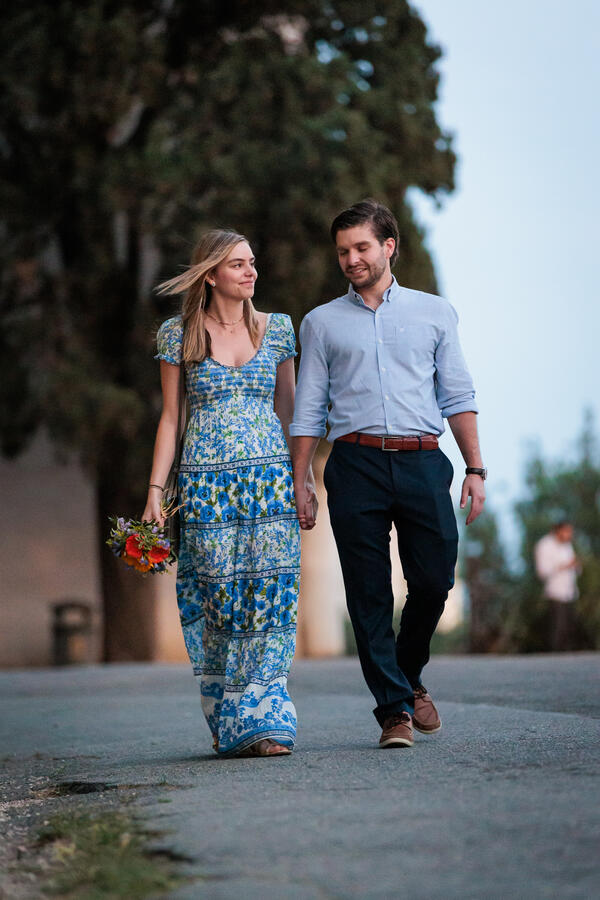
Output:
[407, 0, 599, 548]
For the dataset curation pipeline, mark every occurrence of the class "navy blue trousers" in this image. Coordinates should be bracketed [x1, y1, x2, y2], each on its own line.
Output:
[324, 442, 458, 726]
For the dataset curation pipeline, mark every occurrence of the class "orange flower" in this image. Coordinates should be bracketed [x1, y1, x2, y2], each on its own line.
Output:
[125, 534, 143, 559]
[122, 554, 138, 567]
[148, 545, 169, 564]
[134, 560, 152, 573]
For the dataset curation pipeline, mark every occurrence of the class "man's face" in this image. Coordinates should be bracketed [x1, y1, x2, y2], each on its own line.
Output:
[555, 524, 573, 543]
[335, 224, 395, 290]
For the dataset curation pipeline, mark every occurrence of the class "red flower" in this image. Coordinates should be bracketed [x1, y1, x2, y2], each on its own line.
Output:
[148, 544, 169, 564]
[125, 534, 143, 559]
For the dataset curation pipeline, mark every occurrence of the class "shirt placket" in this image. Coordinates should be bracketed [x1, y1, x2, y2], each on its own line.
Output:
[374, 303, 392, 432]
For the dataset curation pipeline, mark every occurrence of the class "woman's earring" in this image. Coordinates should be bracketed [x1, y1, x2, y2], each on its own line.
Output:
[208, 279, 216, 287]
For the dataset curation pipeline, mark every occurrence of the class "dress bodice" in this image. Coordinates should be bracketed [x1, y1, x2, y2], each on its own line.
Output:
[156, 313, 296, 465]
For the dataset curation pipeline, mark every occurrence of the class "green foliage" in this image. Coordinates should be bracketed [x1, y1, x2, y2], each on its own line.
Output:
[512, 410, 600, 651]
[461, 508, 516, 652]
[36, 810, 181, 898]
[0, 0, 454, 464]
[429, 622, 468, 655]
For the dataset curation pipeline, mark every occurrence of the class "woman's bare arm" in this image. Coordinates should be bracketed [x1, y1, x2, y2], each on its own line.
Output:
[273, 357, 296, 451]
[142, 361, 183, 525]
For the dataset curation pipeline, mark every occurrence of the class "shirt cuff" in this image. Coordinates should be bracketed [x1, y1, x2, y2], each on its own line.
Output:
[289, 423, 327, 438]
[441, 400, 479, 418]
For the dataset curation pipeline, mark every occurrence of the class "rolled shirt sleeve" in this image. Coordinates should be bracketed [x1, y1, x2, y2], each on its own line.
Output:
[289, 315, 330, 438]
[434, 303, 478, 418]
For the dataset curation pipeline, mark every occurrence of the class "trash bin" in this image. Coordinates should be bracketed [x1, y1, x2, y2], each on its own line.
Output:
[52, 601, 92, 666]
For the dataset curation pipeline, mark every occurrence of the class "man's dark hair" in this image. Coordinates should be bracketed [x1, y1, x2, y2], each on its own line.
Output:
[552, 519, 571, 531]
[330, 198, 400, 266]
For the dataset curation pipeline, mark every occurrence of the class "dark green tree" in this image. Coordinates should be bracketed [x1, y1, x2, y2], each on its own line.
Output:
[0, 1, 455, 658]
[461, 507, 516, 652]
[512, 411, 600, 651]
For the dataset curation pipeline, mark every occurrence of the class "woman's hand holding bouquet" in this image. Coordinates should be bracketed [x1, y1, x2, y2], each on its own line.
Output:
[142, 486, 166, 528]
[106, 496, 182, 575]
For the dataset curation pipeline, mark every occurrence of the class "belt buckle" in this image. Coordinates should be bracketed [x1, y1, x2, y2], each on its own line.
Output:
[381, 436, 399, 451]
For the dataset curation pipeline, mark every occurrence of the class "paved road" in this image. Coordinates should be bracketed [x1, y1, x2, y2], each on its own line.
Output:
[1, 654, 599, 899]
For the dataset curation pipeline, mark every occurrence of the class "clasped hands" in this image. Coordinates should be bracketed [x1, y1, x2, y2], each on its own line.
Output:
[294, 478, 318, 530]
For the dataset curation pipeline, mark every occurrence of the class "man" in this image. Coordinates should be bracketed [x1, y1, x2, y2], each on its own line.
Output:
[535, 521, 581, 651]
[290, 199, 485, 749]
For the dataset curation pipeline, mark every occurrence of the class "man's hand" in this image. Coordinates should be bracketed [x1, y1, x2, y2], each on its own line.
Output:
[295, 480, 318, 530]
[461, 474, 486, 525]
[448, 412, 486, 525]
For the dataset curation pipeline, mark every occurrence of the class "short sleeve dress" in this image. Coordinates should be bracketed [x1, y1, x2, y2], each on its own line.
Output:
[156, 313, 300, 756]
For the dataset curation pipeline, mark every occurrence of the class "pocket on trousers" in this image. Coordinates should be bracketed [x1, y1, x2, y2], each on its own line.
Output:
[439, 450, 454, 487]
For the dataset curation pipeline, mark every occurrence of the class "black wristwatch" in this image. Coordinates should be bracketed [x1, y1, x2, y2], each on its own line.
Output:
[465, 467, 487, 480]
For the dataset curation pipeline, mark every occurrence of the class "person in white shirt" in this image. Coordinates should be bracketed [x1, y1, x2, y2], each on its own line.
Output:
[534, 521, 580, 651]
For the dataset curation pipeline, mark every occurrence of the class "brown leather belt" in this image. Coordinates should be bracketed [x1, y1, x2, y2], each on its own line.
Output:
[335, 432, 439, 451]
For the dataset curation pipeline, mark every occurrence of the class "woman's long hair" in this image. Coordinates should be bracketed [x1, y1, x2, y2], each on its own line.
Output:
[156, 229, 260, 363]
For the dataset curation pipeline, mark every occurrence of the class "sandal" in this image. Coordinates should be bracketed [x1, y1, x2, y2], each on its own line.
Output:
[236, 739, 291, 758]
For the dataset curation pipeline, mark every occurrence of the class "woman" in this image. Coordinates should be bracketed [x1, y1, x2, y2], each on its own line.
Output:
[143, 229, 301, 758]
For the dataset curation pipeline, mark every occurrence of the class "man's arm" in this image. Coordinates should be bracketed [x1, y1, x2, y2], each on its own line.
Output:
[433, 302, 484, 525]
[534, 539, 555, 580]
[448, 411, 485, 525]
[292, 436, 320, 530]
[535, 538, 579, 578]
[289, 316, 330, 531]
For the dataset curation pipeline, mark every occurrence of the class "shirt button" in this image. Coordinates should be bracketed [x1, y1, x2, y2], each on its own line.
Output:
[382, 367, 386, 372]
[378, 339, 383, 344]
[385, 394, 390, 400]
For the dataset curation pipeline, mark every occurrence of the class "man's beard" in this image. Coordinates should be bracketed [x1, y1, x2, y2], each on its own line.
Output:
[348, 255, 388, 291]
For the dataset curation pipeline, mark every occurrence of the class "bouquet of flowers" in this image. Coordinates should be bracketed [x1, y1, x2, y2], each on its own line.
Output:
[106, 515, 177, 574]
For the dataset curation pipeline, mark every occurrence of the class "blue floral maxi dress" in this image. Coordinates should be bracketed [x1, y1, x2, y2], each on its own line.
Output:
[156, 313, 300, 756]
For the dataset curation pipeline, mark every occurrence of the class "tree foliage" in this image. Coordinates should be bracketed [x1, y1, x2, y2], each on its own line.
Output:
[461, 411, 600, 653]
[511, 411, 600, 651]
[0, 1, 455, 657]
[461, 509, 515, 652]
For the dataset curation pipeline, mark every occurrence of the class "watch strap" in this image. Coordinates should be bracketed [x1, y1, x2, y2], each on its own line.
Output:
[465, 466, 487, 480]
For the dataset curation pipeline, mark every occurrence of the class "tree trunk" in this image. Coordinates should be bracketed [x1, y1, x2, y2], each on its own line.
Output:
[466, 556, 486, 653]
[96, 471, 158, 662]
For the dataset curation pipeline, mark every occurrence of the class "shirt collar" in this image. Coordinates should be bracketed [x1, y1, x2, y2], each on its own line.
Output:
[348, 275, 399, 307]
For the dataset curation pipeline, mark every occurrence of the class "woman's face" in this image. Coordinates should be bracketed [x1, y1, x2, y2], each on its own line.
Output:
[212, 241, 257, 302]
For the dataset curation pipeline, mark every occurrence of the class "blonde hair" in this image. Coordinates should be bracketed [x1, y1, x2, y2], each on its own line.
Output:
[156, 229, 260, 363]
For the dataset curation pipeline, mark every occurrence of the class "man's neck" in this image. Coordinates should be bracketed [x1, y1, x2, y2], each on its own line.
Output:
[353, 273, 393, 310]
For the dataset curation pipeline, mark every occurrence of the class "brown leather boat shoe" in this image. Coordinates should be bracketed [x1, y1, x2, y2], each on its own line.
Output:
[413, 684, 442, 734]
[379, 711, 414, 748]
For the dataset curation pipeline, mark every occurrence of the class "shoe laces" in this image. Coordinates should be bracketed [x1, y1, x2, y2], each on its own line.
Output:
[413, 684, 428, 699]
[385, 711, 411, 728]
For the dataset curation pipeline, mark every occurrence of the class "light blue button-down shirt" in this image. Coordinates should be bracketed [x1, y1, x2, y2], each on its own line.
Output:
[289, 277, 478, 441]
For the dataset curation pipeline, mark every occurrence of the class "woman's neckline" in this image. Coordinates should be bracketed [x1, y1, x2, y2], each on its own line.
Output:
[207, 312, 273, 370]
